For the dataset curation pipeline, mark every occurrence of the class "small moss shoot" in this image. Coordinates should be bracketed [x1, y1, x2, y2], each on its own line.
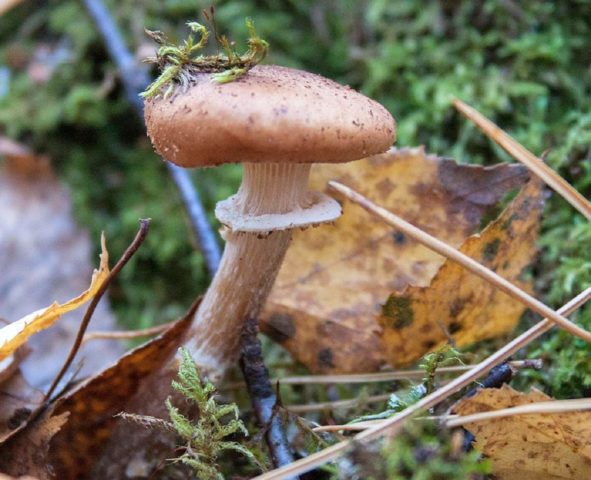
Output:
[119, 348, 259, 479]
[141, 13, 269, 99]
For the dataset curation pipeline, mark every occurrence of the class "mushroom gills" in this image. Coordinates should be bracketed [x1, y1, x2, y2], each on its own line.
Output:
[215, 162, 342, 233]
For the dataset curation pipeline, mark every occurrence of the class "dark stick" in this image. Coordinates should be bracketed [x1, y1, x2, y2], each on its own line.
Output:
[240, 317, 296, 472]
[44, 219, 151, 402]
[460, 361, 513, 451]
[82, 0, 221, 278]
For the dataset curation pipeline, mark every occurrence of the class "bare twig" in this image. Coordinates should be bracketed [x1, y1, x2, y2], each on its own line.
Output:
[223, 360, 542, 389]
[446, 397, 591, 428]
[453, 98, 591, 220]
[239, 317, 295, 470]
[287, 393, 391, 414]
[314, 396, 591, 432]
[82, 0, 221, 277]
[44, 219, 151, 402]
[81, 322, 173, 343]
[252, 287, 591, 479]
[311, 362, 513, 433]
[328, 181, 591, 343]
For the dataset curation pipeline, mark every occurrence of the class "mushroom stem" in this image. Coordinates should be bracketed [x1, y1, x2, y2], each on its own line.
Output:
[185, 162, 315, 376]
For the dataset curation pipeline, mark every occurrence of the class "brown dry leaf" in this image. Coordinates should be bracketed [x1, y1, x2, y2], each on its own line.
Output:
[453, 385, 591, 479]
[0, 411, 68, 480]
[0, 151, 122, 387]
[262, 147, 529, 373]
[0, 236, 109, 362]
[0, 474, 40, 480]
[45, 300, 198, 480]
[0, 363, 43, 443]
[380, 177, 543, 366]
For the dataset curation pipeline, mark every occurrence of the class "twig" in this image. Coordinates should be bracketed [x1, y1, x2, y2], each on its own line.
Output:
[239, 317, 295, 470]
[446, 397, 591, 428]
[328, 180, 591, 343]
[252, 287, 591, 479]
[453, 98, 591, 220]
[311, 362, 513, 433]
[223, 360, 542, 389]
[287, 394, 392, 414]
[44, 219, 150, 402]
[81, 322, 173, 343]
[82, 0, 221, 278]
[464, 362, 513, 398]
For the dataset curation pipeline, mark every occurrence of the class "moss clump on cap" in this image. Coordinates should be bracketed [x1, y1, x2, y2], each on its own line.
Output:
[142, 14, 269, 99]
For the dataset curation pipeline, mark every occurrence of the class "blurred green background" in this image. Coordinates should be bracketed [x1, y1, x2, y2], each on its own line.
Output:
[1, 1, 590, 396]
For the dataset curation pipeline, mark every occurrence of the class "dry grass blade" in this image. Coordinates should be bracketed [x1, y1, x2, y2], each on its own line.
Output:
[82, 322, 172, 344]
[252, 288, 591, 479]
[446, 398, 591, 428]
[329, 181, 591, 343]
[453, 98, 591, 220]
[287, 393, 391, 414]
[275, 360, 541, 385]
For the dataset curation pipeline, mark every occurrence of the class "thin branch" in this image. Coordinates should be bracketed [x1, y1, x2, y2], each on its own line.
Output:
[453, 98, 591, 220]
[44, 219, 151, 402]
[81, 322, 173, 344]
[287, 394, 391, 414]
[252, 287, 591, 479]
[446, 398, 591, 428]
[328, 180, 591, 343]
[239, 317, 295, 470]
[223, 360, 541, 390]
[314, 397, 591, 432]
[272, 360, 540, 386]
[82, 0, 221, 278]
[311, 362, 513, 433]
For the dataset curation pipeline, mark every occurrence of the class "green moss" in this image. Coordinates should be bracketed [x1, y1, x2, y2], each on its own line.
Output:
[336, 421, 490, 480]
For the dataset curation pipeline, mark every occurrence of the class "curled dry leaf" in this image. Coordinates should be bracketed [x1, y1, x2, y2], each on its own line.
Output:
[261, 147, 530, 373]
[380, 177, 544, 366]
[453, 385, 591, 479]
[0, 237, 109, 362]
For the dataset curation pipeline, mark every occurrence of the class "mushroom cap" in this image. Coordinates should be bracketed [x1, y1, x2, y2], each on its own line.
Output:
[144, 65, 396, 167]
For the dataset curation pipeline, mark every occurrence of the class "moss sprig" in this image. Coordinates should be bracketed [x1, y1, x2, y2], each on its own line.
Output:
[120, 348, 259, 479]
[141, 16, 269, 99]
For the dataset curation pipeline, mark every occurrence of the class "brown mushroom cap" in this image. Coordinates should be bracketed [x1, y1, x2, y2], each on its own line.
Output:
[145, 65, 395, 167]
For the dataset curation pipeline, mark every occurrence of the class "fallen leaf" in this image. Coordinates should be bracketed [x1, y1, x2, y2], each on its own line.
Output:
[0, 152, 122, 387]
[0, 411, 68, 480]
[380, 177, 543, 366]
[453, 385, 591, 479]
[45, 300, 198, 480]
[262, 147, 530, 373]
[0, 366, 44, 443]
[0, 474, 40, 480]
[0, 236, 109, 362]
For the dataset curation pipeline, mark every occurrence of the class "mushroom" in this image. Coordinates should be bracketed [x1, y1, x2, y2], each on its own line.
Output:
[145, 65, 395, 377]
